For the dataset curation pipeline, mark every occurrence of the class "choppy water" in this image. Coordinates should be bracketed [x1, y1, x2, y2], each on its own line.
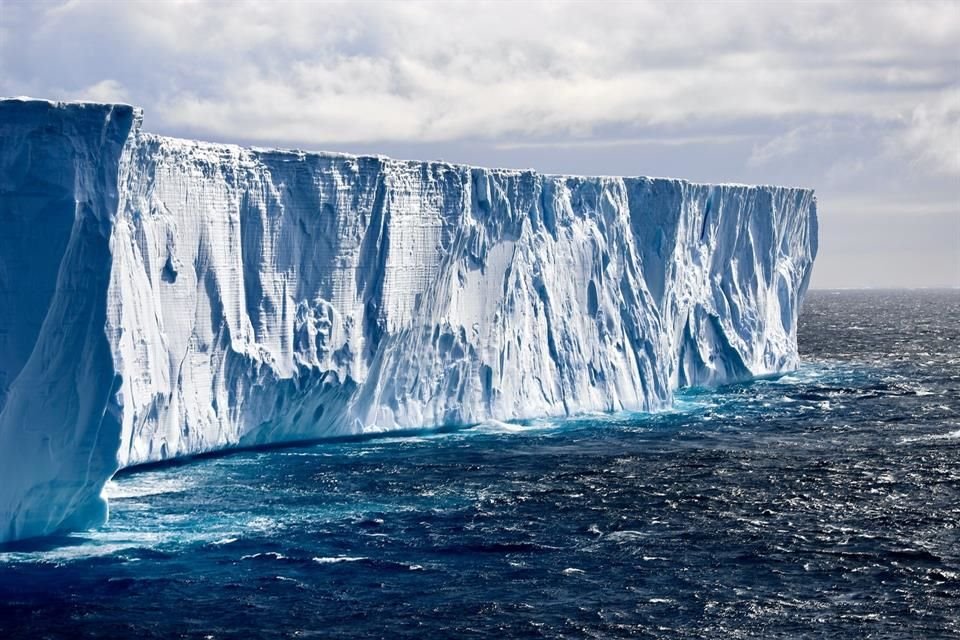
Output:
[1, 290, 958, 639]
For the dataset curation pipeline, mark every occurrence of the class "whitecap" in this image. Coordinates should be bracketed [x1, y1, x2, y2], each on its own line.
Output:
[899, 429, 960, 444]
[103, 476, 192, 500]
[312, 556, 367, 564]
[241, 551, 285, 561]
[605, 530, 647, 542]
[245, 516, 279, 532]
[473, 419, 529, 433]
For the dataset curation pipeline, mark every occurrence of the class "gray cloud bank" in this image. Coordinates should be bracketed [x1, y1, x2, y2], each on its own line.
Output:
[1, 0, 957, 287]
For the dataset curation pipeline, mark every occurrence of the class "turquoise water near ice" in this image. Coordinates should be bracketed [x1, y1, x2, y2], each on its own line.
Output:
[1, 290, 958, 638]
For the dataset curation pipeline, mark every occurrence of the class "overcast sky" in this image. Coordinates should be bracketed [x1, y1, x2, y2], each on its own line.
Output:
[1, 0, 957, 288]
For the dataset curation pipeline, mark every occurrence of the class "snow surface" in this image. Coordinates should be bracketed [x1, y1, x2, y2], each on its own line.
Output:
[0, 99, 818, 543]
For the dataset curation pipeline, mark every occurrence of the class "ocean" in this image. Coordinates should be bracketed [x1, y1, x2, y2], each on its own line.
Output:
[1, 289, 957, 638]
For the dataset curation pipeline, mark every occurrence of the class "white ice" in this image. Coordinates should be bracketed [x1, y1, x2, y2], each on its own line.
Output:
[0, 98, 818, 543]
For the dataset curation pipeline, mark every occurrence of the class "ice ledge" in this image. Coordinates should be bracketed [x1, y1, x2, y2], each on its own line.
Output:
[1, 98, 813, 191]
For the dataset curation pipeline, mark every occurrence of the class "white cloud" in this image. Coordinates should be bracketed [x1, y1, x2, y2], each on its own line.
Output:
[3, 0, 957, 148]
[495, 134, 760, 151]
[897, 89, 960, 176]
[71, 79, 129, 104]
[747, 124, 827, 167]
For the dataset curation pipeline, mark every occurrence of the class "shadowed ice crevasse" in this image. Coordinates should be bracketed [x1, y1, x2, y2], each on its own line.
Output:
[0, 99, 818, 543]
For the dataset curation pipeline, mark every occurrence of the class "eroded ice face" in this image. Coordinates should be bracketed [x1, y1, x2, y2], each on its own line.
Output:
[0, 98, 817, 543]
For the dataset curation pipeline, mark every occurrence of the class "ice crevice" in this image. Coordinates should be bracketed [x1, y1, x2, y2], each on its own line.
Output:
[0, 99, 818, 543]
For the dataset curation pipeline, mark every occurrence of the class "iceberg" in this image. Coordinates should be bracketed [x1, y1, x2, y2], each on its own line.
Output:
[0, 98, 818, 543]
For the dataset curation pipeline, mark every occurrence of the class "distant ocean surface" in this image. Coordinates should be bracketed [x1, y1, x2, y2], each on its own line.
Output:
[1, 290, 958, 639]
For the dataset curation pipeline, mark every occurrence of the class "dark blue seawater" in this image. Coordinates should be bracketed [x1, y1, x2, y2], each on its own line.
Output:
[1, 290, 958, 639]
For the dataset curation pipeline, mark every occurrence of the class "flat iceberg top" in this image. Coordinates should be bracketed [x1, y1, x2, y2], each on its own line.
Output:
[2, 95, 136, 109]
[0, 97, 812, 193]
[0, 96, 143, 125]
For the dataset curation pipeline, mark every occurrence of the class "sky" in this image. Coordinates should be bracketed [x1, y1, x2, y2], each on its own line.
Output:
[1, 0, 957, 289]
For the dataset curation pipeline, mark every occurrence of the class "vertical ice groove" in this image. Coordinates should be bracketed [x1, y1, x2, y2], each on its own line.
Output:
[0, 99, 818, 543]
[0, 99, 137, 543]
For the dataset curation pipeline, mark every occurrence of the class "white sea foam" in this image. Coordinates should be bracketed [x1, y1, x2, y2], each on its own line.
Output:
[899, 429, 960, 444]
[312, 556, 367, 564]
[103, 476, 192, 500]
[241, 552, 286, 561]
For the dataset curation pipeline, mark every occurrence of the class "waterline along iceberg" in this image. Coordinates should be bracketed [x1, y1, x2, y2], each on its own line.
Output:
[0, 99, 818, 543]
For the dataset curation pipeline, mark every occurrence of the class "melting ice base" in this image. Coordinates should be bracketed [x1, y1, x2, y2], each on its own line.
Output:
[0, 99, 816, 543]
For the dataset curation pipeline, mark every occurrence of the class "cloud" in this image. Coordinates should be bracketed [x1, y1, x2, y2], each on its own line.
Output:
[495, 134, 760, 151]
[896, 89, 960, 175]
[70, 79, 129, 104]
[747, 124, 831, 167]
[2, 1, 958, 148]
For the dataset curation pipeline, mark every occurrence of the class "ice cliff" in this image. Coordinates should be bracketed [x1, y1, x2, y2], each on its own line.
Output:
[0, 99, 818, 543]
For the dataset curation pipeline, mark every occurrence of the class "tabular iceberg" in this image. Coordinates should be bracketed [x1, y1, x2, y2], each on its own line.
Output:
[0, 98, 818, 543]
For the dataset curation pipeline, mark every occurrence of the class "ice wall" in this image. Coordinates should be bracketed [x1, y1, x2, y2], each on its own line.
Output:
[0, 101, 136, 543]
[0, 99, 818, 542]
